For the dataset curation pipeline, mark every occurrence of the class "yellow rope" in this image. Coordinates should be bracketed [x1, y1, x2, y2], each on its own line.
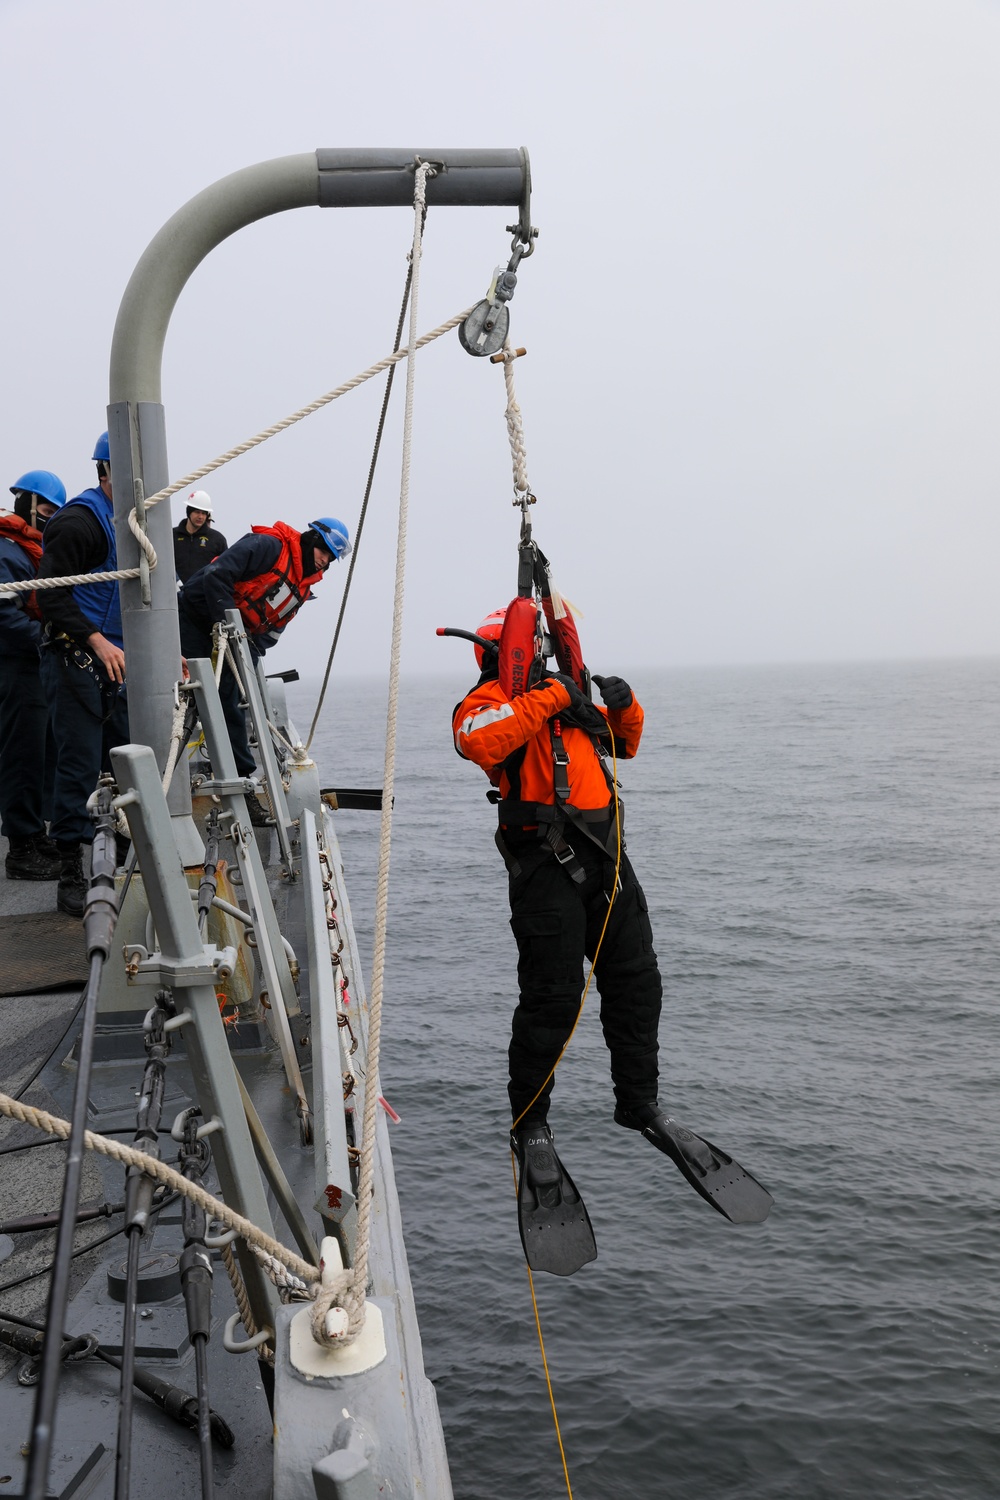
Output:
[510, 1142, 576, 1500]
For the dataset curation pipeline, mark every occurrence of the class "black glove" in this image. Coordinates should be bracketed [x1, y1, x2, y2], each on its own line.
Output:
[592, 674, 633, 711]
[545, 672, 607, 734]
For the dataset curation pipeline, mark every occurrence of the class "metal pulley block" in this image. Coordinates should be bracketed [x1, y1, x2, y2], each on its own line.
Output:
[458, 297, 510, 357]
[460, 227, 537, 356]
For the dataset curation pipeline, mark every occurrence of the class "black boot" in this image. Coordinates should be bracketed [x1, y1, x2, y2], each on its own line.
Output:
[56, 845, 87, 918]
[6, 837, 61, 881]
[245, 793, 272, 828]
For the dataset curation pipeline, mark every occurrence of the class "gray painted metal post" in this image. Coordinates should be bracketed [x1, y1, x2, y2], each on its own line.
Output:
[109, 743, 278, 1330]
[225, 611, 296, 871]
[300, 809, 356, 1252]
[107, 403, 203, 866]
[189, 659, 301, 1024]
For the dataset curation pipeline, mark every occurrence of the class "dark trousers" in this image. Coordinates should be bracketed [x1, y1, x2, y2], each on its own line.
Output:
[0, 653, 53, 840]
[38, 644, 130, 847]
[177, 605, 256, 777]
[505, 830, 662, 1124]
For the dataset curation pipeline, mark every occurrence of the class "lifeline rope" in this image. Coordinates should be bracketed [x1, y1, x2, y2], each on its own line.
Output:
[308, 159, 435, 1350]
[0, 1091, 318, 1290]
[500, 337, 530, 496]
[0, 308, 473, 600]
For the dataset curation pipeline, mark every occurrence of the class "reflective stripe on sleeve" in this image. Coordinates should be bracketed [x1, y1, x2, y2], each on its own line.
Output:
[456, 701, 515, 745]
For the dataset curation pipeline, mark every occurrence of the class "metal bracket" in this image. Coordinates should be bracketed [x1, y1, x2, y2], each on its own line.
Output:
[193, 776, 259, 797]
[123, 943, 237, 987]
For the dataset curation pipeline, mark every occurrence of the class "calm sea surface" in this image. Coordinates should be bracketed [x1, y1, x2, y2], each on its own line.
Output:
[291, 658, 999, 1500]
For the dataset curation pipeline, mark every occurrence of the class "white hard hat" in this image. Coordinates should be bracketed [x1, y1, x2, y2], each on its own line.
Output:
[185, 489, 213, 517]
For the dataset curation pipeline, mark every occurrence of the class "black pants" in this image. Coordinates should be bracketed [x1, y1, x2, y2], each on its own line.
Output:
[0, 652, 54, 840]
[177, 605, 256, 777]
[505, 829, 662, 1124]
[38, 643, 130, 847]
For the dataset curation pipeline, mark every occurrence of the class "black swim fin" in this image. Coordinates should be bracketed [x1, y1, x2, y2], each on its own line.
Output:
[615, 1103, 773, 1224]
[510, 1122, 598, 1277]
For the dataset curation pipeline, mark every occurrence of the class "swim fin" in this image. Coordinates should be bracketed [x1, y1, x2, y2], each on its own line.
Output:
[510, 1122, 598, 1277]
[615, 1103, 773, 1224]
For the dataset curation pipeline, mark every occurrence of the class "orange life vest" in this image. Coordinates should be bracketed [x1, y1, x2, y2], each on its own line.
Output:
[0, 511, 44, 620]
[231, 522, 324, 636]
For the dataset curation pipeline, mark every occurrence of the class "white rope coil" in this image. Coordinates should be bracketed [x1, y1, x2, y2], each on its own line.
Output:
[0, 307, 472, 599]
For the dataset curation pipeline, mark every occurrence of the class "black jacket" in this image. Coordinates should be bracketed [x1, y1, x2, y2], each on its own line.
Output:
[173, 521, 228, 585]
[37, 505, 109, 644]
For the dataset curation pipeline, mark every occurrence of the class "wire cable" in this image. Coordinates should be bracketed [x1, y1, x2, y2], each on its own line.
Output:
[305, 251, 416, 751]
[24, 950, 105, 1500]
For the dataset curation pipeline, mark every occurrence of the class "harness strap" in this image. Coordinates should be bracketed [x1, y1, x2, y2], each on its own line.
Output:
[550, 718, 571, 804]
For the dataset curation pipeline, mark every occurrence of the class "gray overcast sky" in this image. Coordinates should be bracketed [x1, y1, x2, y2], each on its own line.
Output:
[3, 0, 1000, 679]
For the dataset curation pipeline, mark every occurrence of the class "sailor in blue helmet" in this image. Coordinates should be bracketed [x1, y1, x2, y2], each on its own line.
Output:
[178, 516, 349, 818]
[36, 432, 131, 916]
[0, 470, 66, 881]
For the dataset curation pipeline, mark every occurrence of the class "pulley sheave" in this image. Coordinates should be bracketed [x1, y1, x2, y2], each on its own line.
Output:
[458, 299, 510, 357]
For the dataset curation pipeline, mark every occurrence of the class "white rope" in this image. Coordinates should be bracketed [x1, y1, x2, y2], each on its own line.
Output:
[161, 693, 190, 794]
[309, 160, 434, 1351]
[0, 308, 472, 599]
[501, 338, 530, 496]
[0, 1089, 318, 1288]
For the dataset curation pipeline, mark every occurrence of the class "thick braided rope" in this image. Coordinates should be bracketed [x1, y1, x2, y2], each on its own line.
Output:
[134, 306, 471, 512]
[0, 512, 158, 596]
[161, 693, 191, 794]
[219, 1240, 274, 1363]
[309, 161, 433, 1350]
[501, 338, 530, 495]
[0, 1090, 318, 1289]
[0, 310, 471, 600]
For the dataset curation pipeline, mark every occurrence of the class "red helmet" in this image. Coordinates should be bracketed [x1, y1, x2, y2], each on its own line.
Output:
[475, 607, 506, 668]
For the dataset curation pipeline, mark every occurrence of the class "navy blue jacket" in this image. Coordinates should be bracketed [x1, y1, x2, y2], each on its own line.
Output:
[0, 534, 42, 655]
[179, 533, 283, 651]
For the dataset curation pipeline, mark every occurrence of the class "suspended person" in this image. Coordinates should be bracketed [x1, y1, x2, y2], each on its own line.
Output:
[450, 602, 772, 1276]
[37, 431, 130, 917]
[177, 517, 350, 811]
[172, 489, 228, 585]
[0, 470, 66, 881]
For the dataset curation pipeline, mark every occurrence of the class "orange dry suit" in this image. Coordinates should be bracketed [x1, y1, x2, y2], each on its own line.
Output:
[231, 522, 325, 640]
[453, 671, 661, 1124]
[453, 674, 644, 877]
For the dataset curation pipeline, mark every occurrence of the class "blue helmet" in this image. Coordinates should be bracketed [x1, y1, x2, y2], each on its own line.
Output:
[309, 517, 351, 560]
[9, 470, 67, 509]
[93, 431, 111, 463]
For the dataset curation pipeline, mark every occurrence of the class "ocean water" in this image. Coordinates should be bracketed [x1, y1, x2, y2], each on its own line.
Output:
[290, 658, 999, 1500]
